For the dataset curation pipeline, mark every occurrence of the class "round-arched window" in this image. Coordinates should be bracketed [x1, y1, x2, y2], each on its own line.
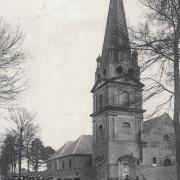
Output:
[69, 159, 72, 169]
[62, 160, 65, 169]
[121, 91, 129, 106]
[152, 157, 157, 165]
[99, 94, 103, 109]
[103, 69, 107, 76]
[99, 124, 103, 130]
[153, 157, 157, 164]
[122, 122, 131, 128]
[122, 122, 131, 134]
[128, 68, 135, 78]
[163, 134, 170, 143]
[116, 66, 123, 74]
[163, 159, 172, 166]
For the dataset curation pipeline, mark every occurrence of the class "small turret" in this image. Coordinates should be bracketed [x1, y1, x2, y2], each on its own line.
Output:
[131, 49, 140, 80]
[95, 55, 102, 82]
[132, 49, 138, 67]
[96, 55, 101, 69]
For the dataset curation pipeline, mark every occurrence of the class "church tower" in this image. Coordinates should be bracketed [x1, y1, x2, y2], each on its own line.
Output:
[91, 0, 145, 180]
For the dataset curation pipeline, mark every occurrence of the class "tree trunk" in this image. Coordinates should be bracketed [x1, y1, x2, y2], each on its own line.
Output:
[173, 13, 180, 180]
[11, 162, 14, 177]
[27, 144, 30, 173]
[13, 159, 16, 176]
[18, 130, 23, 180]
[35, 158, 38, 172]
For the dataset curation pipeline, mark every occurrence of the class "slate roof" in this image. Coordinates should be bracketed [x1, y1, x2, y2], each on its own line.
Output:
[143, 113, 172, 133]
[48, 135, 92, 161]
[102, 0, 130, 58]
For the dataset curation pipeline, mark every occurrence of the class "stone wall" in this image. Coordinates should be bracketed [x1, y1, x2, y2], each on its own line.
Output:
[47, 154, 93, 179]
[142, 114, 176, 167]
[139, 165, 177, 180]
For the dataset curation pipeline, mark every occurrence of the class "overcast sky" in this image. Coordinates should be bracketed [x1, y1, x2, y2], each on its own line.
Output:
[0, 0, 147, 149]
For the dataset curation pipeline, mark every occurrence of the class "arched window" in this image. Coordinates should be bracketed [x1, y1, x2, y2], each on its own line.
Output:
[152, 157, 157, 166]
[48, 164, 51, 171]
[121, 91, 129, 106]
[118, 160, 129, 178]
[122, 122, 131, 128]
[122, 122, 131, 134]
[163, 134, 170, 143]
[163, 159, 172, 166]
[109, 49, 114, 58]
[62, 160, 65, 169]
[99, 124, 103, 130]
[55, 161, 57, 170]
[99, 94, 103, 109]
[103, 69, 107, 76]
[128, 68, 135, 78]
[116, 66, 123, 74]
[94, 96, 96, 111]
[69, 159, 72, 169]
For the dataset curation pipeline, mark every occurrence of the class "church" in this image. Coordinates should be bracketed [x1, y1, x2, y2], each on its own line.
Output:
[46, 0, 177, 180]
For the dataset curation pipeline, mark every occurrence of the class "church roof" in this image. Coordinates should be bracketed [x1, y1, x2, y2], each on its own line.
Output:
[102, 0, 130, 58]
[48, 135, 92, 161]
[143, 113, 172, 133]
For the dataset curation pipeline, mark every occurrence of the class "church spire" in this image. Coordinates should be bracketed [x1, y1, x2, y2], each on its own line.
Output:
[93, 0, 140, 84]
[102, 0, 130, 59]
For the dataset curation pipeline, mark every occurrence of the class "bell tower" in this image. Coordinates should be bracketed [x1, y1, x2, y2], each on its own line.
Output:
[91, 0, 145, 180]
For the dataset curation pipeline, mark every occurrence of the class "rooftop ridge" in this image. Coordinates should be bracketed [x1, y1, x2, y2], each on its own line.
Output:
[73, 136, 82, 154]
[144, 113, 171, 123]
[143, 113, 172, 133]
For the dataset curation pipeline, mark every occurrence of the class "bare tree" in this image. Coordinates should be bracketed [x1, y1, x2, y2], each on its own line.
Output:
[24, 122, 39, 173]
[0, 18, 26, 103]
[7, 107, 38, 179]
[129, 0, 180, 178]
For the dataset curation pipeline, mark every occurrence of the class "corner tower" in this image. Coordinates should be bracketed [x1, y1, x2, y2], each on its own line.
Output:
[91, 0, 145, 180]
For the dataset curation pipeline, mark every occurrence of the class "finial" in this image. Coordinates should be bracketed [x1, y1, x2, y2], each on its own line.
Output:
[96, 55, 101, 62]
[132, 49, 138, 57]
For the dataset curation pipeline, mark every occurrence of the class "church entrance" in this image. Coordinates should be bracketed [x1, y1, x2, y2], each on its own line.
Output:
[118, 155, 138, 180]
[122, 161, 129, 177]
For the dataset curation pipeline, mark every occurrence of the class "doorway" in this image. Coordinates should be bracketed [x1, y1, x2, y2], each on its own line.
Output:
[118, 160, 129, 179]
[118, 155, 138, 180]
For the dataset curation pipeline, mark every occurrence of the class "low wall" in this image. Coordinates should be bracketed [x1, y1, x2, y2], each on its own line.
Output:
[138, 165, 177, 180]
[47, 167, 96, 180]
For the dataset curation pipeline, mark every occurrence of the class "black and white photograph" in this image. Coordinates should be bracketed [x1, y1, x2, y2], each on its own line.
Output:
[0, 0, 179, 180]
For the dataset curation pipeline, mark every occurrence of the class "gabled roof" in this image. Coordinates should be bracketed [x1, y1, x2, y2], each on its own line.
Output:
[143, 113, 173, 133]
[48, 135, 92, 161]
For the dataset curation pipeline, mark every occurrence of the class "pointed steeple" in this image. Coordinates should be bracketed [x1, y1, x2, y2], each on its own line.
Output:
[92, 0, 141, 86]
[102, 0, 130, 59]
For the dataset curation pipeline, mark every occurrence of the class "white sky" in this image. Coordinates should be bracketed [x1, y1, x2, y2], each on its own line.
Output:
[0, 0, 149, 149]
